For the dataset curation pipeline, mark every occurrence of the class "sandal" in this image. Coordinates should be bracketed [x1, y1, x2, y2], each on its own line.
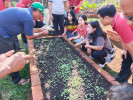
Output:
[18, 79, 30, 86]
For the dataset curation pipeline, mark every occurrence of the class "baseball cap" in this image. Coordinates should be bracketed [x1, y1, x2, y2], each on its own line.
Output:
[31, 2, 46, 16]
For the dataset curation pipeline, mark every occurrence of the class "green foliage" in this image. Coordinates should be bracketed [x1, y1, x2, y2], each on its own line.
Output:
[11, 1, 17, 7]
[81, 0, 120, 11]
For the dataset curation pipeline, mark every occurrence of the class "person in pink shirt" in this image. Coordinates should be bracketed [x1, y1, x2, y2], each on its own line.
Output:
[97, 4, 133, 83]
[16, 0, 40, 8]
[68, 14, 88, 51]
[0, 0, 11, 11]
[68, 0, 83, 18]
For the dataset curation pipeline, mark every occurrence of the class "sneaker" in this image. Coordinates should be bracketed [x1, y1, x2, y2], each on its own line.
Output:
[98, 63, 106, 68]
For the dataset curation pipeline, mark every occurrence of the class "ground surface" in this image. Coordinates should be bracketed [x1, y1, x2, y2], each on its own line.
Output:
[34, 38, 112, 100]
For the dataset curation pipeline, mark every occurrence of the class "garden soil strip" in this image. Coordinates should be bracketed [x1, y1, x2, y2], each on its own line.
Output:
[33, 37, 113, 100]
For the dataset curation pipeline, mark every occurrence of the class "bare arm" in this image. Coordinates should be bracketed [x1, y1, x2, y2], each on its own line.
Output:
[48, 1, 53, 21]
[0, 51, 30, 79]
[68, 33, 81, 41]
[26, 30, 48, 40]
[86, 45, 103, 51]
[6, 1, 12, 8]
[75, 38, 86, 46]
[85, 38, 90, 47]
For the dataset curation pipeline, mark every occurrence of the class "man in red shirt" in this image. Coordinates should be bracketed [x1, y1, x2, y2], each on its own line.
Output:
[16, 0, 40, 8]
[120, 0, 133, 75]
[68, 0, 83, 18]
[97, 4, 133, 83]
[0, 0, 11, 11]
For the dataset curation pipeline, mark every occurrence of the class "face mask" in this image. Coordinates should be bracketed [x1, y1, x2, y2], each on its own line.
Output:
[87, 27, 92, 33]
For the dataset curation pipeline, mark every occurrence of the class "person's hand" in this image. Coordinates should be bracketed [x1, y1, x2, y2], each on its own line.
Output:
[62, 33, 66, 37]
[87, 48, 92, 55]
[121, 50, 127, 61]
[71, 32, 75, 36]
[50, 14, 53, 21]
[85, 44, 89, 48]
[40, 30, 48, 36]
[0, 50, 14, 62]
[38, 27, 46, 32]
[68, 38, 73, 41]
[4, 52, 30, 73]
[75, 43, 81, 47]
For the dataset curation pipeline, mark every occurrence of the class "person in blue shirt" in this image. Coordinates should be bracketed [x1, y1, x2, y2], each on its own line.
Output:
[0, 2, 54, 85]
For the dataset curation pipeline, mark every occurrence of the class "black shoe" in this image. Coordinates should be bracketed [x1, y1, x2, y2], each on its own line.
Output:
[48, 30, 56, 36]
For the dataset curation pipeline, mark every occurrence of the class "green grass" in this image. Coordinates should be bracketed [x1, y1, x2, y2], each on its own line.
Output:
[0, 35, 31, 100]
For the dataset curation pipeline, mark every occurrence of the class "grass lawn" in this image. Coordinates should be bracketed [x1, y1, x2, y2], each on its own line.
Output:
[0, 35, 31, 100]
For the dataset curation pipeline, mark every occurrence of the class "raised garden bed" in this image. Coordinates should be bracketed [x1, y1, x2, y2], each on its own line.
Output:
[28, 36, 119, 100]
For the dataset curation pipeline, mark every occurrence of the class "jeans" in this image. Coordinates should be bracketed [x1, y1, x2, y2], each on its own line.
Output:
[52, 14, 64, 35]
[115, 51, 132, 82]
[75, 37, 84, 43]
[66, 30, 77, 39]
[91, 48, 107, 64]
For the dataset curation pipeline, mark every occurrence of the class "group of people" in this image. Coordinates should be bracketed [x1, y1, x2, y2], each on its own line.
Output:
[0, 0, 133, 99]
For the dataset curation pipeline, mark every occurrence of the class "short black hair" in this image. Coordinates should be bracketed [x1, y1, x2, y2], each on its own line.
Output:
[97, 4, 116, 18]
[107, 83, 133, 100]
[31, 7, 38, 11]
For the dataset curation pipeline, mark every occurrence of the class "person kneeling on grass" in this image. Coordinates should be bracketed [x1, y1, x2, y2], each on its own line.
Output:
[85, 20, 115, 68]
[68, 14, 88, 51]
[62, 10, 78, 39]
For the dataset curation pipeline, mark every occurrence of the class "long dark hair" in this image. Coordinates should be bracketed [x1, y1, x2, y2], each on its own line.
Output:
[79, 14, 88, 25]
[89, 20, 107, 41]
[67, 10, 77, 23]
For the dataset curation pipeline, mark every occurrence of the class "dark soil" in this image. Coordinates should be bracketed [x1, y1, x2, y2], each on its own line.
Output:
[33, 38, 112, 100]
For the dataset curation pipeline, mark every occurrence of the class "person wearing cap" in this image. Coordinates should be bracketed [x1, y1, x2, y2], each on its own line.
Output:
[16, 0, 45, 48]
[0, 0, 11, 11]
[0, 2, 54, 85]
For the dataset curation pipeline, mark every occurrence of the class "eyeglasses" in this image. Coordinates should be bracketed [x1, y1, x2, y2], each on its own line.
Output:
[125, 16, 133, 21]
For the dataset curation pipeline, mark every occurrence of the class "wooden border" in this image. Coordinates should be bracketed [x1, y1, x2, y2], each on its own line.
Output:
[28, 36, 119, 100]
